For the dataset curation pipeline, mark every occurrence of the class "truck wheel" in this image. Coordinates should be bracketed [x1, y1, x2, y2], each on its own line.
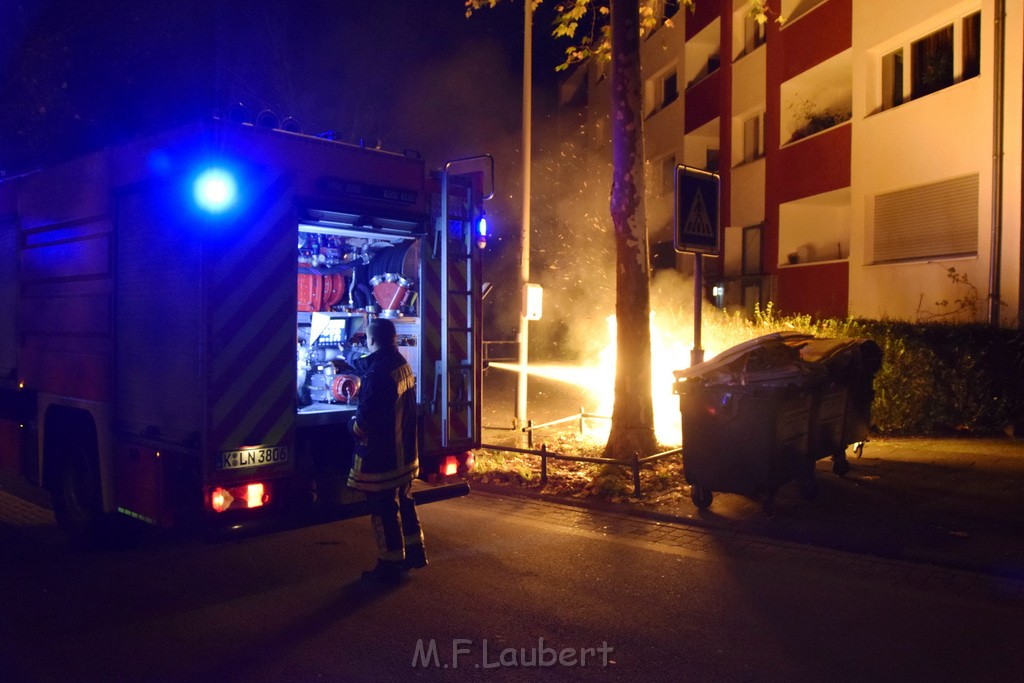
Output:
[690, 486, 713, 509]
[52, 442, 113, 548]
[832, 455, 850, 477]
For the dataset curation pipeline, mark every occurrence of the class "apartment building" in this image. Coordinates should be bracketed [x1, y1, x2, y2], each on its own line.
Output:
[561, 0, 1023, 325]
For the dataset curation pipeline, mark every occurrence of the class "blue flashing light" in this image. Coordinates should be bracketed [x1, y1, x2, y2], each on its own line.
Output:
[192, 167, 238, 214]
[475, 210, 488, 249]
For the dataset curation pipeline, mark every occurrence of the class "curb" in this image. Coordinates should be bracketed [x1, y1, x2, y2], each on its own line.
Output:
[466, 479, 1024, 582]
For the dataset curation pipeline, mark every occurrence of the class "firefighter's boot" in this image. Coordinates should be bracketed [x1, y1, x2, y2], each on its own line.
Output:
[361, 559, 407, 585]
[404, 543, 428, 569]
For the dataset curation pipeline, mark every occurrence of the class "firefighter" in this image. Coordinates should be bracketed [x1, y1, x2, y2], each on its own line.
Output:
[349, 317, 427, 584]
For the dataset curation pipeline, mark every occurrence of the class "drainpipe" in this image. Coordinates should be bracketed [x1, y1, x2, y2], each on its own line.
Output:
[1019, 2, 1024, 330]
[988, 0, 1006, 327]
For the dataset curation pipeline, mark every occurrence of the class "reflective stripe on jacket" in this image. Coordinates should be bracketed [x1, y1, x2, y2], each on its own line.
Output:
[348, 346, 418, 492]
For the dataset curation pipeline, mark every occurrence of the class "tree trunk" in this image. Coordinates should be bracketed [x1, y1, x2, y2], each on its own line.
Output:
[604, 0, 658, 460]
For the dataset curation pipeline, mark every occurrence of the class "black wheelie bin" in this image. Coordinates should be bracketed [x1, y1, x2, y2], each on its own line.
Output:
[673, 333, 827, 511]
[783, 336, 883, 475]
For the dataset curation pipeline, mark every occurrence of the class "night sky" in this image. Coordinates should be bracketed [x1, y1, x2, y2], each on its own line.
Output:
[0, 0, 568, 174]
[1, 0, 589, 341]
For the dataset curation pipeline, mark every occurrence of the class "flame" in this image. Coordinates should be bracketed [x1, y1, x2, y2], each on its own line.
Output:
[589, 314, 706, 445]
[492, 312, 732, 447]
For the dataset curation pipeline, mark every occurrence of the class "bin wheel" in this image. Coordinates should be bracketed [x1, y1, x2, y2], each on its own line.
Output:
[832, 455, 851, 477]
[853, 442, 865, 458]
[690, 486, 713, 509]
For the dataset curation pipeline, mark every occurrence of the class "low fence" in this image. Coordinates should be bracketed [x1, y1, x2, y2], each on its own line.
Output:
[482, 340, 518, 363]
[480, 409, 681, 497]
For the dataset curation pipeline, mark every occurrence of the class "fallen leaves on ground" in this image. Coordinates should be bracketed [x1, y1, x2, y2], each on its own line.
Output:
[469, 429, 690, 509]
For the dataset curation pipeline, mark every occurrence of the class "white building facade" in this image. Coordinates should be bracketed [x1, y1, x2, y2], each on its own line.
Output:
[564, 0, 1023, 326]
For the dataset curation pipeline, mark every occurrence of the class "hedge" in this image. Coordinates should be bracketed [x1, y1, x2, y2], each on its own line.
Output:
[713, 306, 1024, 436]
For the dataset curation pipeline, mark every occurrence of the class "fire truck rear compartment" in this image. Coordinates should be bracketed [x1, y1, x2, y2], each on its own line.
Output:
[295, 221, 423, 428]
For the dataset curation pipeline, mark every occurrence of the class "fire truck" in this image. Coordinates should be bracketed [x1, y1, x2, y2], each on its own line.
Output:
[0, 119, 490, 545]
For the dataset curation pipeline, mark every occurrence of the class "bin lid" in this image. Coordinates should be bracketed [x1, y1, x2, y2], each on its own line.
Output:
[783, 336, 883, 374]
[673, 332, 824, 388]
[673, 332, 812, 382]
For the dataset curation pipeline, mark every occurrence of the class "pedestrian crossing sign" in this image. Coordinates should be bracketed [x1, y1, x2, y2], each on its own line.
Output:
[674, 165, 721, 255]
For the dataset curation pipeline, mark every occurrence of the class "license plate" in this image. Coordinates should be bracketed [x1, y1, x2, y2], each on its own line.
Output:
[216, 446, 290, 471]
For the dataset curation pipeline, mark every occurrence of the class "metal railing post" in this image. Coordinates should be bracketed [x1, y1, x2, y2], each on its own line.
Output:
[632, 454, 642, 497]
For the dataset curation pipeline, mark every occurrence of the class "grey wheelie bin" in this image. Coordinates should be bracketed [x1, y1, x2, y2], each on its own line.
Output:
[673, 334, 827, 510]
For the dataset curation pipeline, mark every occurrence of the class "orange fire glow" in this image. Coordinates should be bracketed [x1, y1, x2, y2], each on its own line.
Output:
[493, 313, 732, 446]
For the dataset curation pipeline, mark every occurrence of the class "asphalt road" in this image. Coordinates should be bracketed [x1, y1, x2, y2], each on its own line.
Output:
[2, 489, 1022, 682]
[481, 363, 1024, 581]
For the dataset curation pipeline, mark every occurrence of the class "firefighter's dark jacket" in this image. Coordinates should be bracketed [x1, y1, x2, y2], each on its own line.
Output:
[348, 345, 418, 492]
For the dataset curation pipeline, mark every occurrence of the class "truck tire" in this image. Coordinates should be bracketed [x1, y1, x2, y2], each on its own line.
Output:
[52, 440, 114, 548]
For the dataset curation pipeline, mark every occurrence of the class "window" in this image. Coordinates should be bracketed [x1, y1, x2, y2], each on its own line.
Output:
[742, 112, 764, 163]
[878, 12, 979, 111]
[647, 67, 679, 115]
[962, 11, 981, 80]
[882, 49, 904, 110]
[661, 71, 678, 109]
[873, 175, 978, 263]
[742, 224, 762, 276]
[911, 25, 954, 99]
[660, 155, 676, 196]
[706, 149, 720, 172]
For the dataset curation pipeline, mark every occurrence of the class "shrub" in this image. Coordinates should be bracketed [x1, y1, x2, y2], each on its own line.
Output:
[707, 306, 1024, 435]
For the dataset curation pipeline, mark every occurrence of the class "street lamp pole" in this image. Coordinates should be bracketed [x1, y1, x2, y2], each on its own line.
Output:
[516, 0, 533, 438]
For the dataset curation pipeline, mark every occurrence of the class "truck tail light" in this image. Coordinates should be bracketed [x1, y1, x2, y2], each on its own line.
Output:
[442, 456, 459, 477]
[438, 452, 474, 477]
[210, 482, 270, 513]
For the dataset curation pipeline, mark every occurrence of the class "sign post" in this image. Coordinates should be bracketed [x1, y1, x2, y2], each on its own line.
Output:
[674, 165, 721, 366]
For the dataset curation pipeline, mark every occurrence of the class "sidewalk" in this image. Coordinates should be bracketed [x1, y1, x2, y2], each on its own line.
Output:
[472, 436, 1024, 581]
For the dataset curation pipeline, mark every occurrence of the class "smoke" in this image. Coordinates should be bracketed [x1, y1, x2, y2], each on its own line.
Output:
[522, 103, 702, 368]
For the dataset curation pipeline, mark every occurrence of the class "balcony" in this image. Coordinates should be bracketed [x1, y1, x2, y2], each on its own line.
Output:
[685, 69, 721, 134]
[776, 260, 849, 318]
[778, 0, 851, 80]
[775, 122, 850, 205]
[777, 187, 850, 268]
[780, 49, 852, 148]
[780, 0, 829, 27]
[684, 18, 721, 88]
